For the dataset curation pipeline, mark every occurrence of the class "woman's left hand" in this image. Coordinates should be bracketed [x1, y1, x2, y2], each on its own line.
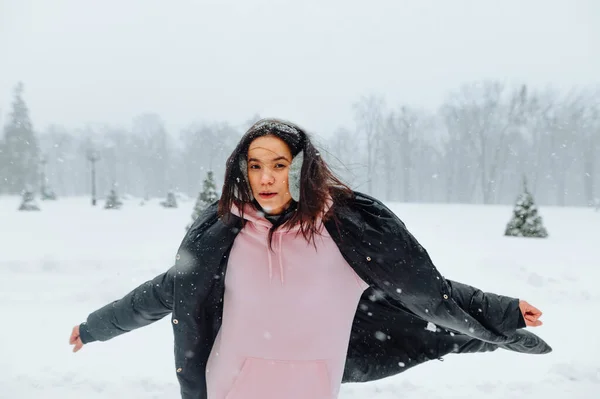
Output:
[519, 300, 543, 327]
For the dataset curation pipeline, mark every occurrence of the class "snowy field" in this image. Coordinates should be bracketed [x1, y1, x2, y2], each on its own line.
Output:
[1, 196, 598, 398]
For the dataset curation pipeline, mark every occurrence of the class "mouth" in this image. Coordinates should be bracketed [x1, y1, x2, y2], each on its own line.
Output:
[259, 192, 277, 199]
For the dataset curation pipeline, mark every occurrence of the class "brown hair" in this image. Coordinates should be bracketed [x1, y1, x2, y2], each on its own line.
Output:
[218, 118, 353, 247]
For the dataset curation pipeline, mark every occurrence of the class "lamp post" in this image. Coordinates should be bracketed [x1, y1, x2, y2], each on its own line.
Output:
[40, 154, 47, 198]
[87, 150, 100, 206]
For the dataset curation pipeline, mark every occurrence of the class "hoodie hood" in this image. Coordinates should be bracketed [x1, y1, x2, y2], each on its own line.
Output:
[230, 200, 332, 284]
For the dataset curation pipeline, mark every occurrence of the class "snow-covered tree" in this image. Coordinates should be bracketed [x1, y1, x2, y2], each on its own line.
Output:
[104, 187, 123, 209]
[504, 177, 548, 238]
[1, 82, 39, 194]
[160, 190, 178, 208]
[41, 186, 57, 200]
[18, 188, 40, 211]
[187, 170, 219, 230]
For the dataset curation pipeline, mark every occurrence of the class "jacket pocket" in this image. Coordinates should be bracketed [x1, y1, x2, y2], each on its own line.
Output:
[226, 357, 332, 399]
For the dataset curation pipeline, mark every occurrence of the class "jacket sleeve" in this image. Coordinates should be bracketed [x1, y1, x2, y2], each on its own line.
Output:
[78, 266, 175, 344]
[78, 202, 222, 345]
[446, 279, 526, 335]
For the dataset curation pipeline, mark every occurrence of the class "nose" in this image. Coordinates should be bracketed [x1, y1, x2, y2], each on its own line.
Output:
[260, 169, 274, 185]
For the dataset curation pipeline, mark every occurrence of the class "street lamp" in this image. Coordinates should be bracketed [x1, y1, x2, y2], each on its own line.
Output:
[40, 154, 47, 197]
[86, 149, 100, 206]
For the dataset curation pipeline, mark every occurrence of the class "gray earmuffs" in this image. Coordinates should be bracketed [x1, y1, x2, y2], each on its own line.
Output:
[238, 150, 303, 202]
[287, 150, 303, 202]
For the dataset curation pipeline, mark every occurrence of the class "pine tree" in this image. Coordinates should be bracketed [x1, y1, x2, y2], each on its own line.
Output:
[1, 82, 39, 194]
[104, 187, 123, 209]
[504, 177, 548, 238]
[187, 171, 219, 230]
[18, 187, 40, 211]
[160, 190, 178, 208]
[41, 185, 57, 200]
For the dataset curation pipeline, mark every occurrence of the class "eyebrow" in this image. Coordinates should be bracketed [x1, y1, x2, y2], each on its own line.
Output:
[248, 156, 290, 163]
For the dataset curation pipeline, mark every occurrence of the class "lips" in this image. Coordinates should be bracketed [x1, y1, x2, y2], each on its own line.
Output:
[259, 192, 277, 198]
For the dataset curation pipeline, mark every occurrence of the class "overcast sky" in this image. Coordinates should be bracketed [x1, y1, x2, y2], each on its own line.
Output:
[1, 0, 599, 137]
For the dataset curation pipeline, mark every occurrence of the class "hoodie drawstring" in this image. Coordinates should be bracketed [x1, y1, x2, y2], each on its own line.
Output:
[266, 232, 285, 285]
[267, 245, 273, 282]
[278, 232, 284, 285]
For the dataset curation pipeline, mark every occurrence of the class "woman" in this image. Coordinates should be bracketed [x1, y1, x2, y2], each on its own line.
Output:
[69, 118, 550, 399]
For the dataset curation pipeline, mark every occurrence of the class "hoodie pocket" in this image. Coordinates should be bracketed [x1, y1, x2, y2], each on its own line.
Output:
[226, 357, 332, 399]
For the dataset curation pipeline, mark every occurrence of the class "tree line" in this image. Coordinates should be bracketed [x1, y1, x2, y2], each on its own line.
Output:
[1, 80, 598, 206]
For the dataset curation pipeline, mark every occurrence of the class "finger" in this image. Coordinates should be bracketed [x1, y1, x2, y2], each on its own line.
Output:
[526, 311, 541, 319]
[69, 327, 78, 342]
[73, 341, 83, 353]
[527, 318, 542, 326]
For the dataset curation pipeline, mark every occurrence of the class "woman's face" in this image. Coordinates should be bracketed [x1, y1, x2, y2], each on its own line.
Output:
[246, 135, 293, 215]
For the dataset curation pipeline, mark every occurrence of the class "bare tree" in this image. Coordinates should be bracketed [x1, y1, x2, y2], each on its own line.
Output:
[325, 126, 364, 190]
[579, 88, 600, 206]
[440, 101, 480, 203]
[381, 106, 422, 202]
[542, 90, 588, 206]
[515, 87, 557, 196]
[39, 125, 77, 195]
[441, 81, 527, 204]
[132, 113, 172, 198]
[380, 113, 399, 200]
[353, 94, 385, 194]
[179, 121, 239, 195]
[397, 106, 421, 202]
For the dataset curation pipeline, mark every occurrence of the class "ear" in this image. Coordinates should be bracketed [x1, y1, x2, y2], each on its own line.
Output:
[288, 151, 303, 202]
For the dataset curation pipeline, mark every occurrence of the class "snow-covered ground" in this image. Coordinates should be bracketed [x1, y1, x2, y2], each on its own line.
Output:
[1, 196, 598, 398]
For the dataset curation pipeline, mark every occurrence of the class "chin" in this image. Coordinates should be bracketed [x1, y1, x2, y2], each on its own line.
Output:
[253, 192, 291, 214]
[258, 202, 281, 214]
[257, 199, 284, 214]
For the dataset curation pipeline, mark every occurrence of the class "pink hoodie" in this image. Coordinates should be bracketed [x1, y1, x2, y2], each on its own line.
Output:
[205, 203, 368, 399]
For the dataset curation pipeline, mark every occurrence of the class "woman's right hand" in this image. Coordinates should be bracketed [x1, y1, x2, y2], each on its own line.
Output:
[69, 325, 84, 353]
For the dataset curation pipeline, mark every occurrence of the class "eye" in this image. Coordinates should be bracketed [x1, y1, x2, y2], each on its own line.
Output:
[275, 163, 287, 169]
[249, 164, 260, 169]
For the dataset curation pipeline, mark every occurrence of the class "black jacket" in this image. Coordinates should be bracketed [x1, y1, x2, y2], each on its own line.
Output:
[79, 192, 551, 399]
